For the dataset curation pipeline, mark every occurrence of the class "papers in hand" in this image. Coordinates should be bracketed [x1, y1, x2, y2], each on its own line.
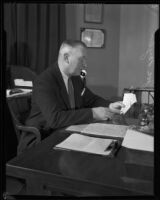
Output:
[121, 93, 137, 114]
[122, 129, 154, 152]
[66, 123, 129, 138]
[54, 133, 117, 156]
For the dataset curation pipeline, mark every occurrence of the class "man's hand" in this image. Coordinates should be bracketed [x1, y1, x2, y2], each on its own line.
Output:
[109, 101, 125, 114]
[92, 107, 113, 121]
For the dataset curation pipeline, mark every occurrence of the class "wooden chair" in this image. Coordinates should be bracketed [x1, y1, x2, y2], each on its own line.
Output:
[5, 66, 41, 195]
[7, 95, 41, 145]
[6, 65, 41, 146]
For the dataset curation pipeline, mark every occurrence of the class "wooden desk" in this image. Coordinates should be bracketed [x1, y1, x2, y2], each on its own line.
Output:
[6, 126, 154, 196]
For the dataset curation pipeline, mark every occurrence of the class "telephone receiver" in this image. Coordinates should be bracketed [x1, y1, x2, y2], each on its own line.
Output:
[80, 69, 87, 96]
[80, 69, 87, 79]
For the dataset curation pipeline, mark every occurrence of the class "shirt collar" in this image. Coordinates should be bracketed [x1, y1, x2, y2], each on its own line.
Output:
[59, 65, 69, 79]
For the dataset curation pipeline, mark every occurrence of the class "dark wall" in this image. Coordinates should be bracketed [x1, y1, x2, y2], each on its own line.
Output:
[66, 4, 121, 100]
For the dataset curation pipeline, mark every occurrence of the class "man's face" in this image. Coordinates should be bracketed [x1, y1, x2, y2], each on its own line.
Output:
[68, 46, 87, 76]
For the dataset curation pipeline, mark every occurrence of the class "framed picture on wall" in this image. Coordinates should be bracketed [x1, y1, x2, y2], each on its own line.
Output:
[84, 4, 103, 23]
[81, 28, 105, 48]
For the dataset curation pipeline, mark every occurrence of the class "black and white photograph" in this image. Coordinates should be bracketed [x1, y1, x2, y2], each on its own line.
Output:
[2, 3, 159, 198]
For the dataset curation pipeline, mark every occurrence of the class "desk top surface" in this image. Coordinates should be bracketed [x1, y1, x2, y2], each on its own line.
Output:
[6, 120, 154, 196]
[124, 87, 154, 92]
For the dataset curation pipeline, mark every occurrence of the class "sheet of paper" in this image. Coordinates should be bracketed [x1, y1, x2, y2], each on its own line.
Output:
[66, 124, 88, 132]
[66, 123, 129, 138]
[23, 81, 33, 87]
[54, 133, 114, 156]
[14, 79, 24, 85]
[83, 123, 128, 138]
[121, 93, 137, 114]
[6, 89, 32, 97]
[14, 79, 33, 87]
[122, 129, 154, 152]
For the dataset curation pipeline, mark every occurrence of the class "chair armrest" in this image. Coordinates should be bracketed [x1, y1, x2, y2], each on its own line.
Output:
[16, 125, 41, 143]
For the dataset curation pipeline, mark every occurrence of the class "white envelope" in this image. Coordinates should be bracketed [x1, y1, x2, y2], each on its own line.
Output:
[121, 93, 137, 114]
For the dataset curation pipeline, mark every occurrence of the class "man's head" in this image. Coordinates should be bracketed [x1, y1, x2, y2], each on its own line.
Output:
[58, 40, 87, 77]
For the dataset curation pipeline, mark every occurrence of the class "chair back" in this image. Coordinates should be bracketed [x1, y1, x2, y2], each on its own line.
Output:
[7, 95, 31, 140]
[7, 65, 37, 88]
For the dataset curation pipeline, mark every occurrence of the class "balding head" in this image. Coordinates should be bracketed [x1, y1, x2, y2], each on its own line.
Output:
[58, 40, 87, 77]
[59, 40, 87, 56]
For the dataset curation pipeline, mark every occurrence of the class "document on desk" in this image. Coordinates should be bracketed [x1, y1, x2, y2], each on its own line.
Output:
[122, 129, 154, 152]
[54, 133, 116, 156]
[66, 123, 129, 138]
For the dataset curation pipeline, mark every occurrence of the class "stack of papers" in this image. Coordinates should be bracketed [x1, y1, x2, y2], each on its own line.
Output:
[54, 133, 117, 156]
[121, 93, 137, 114]
[122, 129, 154, 152]
[66, 123, 129, 138]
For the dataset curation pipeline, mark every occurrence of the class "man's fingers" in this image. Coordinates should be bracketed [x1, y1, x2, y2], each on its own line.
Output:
[110, 109, 121, 114]
[109, 104, 121, 114]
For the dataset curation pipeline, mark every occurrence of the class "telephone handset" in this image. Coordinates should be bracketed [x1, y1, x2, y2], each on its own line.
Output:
[80, 69, 87, 96]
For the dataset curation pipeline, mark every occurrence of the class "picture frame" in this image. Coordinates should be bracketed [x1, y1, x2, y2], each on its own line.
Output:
[81, 28, 105, 48]
[84, 4, 103, 23]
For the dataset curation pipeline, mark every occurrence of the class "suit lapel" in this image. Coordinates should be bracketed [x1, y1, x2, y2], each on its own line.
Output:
[60, 86, 71, 109]
[52, 63, 70, 108]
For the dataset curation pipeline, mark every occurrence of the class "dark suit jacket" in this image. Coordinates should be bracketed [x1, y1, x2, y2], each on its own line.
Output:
[18, 62, 111, 154]
[27, 62, 111, 130]
[17, 63, 127, 154]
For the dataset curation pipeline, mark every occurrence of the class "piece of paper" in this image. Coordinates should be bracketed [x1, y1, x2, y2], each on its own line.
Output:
[54, 133, 115, 156]
[66, 123, 129, 138]
[14, 79, 24, 85]
[14, 79, 33, 87]
[6, 89, 32, 97]
[66, 124, 88, 133]
[121, 93, 137, 114]
[122, 129, 154, 152]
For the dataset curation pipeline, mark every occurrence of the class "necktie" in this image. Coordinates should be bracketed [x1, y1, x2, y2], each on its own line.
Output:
[68, 77, 75, 109]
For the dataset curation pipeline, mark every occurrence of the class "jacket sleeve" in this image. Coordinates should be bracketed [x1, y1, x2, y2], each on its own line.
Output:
[74, 75, 112, 108]
[82, 86, 112, 108]
[32, 77, 94, 130]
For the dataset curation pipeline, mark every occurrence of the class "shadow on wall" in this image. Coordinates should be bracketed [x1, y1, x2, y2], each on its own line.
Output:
[88, 85, 123, 102]
[9, 42, 32, 67]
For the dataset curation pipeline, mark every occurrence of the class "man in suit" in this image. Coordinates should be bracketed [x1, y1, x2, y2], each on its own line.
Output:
[18, 40, 124, 154]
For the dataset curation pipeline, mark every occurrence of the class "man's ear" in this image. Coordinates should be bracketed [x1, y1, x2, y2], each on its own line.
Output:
[64, 53, 69, 64]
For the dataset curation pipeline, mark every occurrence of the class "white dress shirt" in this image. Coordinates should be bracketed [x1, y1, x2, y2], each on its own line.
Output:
[59, 68, 69, 93]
